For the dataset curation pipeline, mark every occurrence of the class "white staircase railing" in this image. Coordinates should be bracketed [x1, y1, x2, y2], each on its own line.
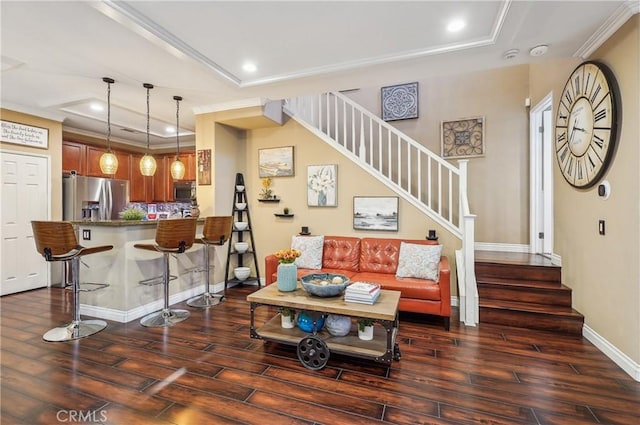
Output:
[284, 91, 478, 326]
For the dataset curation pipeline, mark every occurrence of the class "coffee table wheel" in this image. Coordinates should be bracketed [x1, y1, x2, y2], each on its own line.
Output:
[394, 343, 401, 360]
[297, 336, 330, 370]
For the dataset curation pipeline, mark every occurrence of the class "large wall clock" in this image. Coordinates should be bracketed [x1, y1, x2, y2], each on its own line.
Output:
[554, 61, 620, 188]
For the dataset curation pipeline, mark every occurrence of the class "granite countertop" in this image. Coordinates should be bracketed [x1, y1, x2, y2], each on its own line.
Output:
[71, 218, 205, 227]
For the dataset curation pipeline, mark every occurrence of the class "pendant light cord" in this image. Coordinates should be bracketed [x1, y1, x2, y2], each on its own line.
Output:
[107, 81, 112, 151]
[146, 86, 150, 153]
[174, 95, 182, 159]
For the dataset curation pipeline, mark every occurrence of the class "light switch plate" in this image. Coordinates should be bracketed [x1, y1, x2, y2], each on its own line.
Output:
[598, 220, 605, 236]
[82, 229, 91, 240]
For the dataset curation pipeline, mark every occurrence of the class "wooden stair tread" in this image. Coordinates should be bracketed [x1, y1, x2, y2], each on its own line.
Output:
[475, 251, 558, 267]
[477, 276, 570, 290]
[479, 299, 583, 317]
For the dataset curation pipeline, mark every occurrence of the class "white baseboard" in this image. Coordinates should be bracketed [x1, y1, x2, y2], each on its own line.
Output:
[583, 324, 640, 382]
[80, 281, 228, 323]
[475, 242, 530, 252]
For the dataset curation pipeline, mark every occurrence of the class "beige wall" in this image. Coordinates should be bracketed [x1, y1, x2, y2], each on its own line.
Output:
[0, 109, 63, 220]
[245, 120, 460, 291]
[553, 17, 639, 364]
[346, 66, 531, 244]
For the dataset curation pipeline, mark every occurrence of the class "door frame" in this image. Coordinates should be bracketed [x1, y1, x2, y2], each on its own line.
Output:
[529, 93, 554, 255]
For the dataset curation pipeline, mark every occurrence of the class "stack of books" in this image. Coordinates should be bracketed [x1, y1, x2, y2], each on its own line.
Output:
[345, 281, 381, 304]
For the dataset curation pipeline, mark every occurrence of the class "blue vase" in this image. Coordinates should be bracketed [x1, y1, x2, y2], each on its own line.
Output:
[277, 262, 298, 292]
[297, 311, 325, 333]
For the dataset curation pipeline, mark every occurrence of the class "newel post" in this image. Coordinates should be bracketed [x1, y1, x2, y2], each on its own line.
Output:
[458, 160, 478, 326]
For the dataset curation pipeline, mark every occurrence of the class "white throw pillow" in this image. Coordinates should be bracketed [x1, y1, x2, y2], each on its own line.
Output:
[291, 235, 324, 269]
[396, 242, 443, 282]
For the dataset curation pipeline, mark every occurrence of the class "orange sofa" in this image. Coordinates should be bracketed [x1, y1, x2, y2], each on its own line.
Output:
[264, 236, 451, 330]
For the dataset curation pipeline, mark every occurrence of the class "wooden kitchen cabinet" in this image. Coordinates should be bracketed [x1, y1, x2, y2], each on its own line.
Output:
[86, 146, 131, 181]
[62, 141, 86, 175]
[130, 153, 152, 202]
[152, 156, 170, 202]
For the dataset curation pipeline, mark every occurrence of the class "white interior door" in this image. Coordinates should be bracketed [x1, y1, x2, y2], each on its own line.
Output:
[529, 94, 554, 256]
[1, 151, 50, 295]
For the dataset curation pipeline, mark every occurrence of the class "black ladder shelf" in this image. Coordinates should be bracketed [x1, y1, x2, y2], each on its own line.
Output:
[224, 173, 261, 289]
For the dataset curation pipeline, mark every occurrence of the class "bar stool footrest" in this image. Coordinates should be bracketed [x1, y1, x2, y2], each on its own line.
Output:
[138, 275, 178, 286]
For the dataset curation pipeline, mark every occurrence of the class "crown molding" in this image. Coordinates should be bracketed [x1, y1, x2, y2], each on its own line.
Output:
[574, 1, 638, 58]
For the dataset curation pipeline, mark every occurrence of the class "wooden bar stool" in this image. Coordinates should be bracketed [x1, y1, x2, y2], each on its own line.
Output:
[134, 218, 197, 327]
[187, 216, 233, 308]
[31, 221, 113, 342]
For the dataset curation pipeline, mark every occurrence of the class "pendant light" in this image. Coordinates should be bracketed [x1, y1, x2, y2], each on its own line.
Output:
[99, 77, 118, 175]
[170, 95, 186, 180]
[139, 83, 157, 176]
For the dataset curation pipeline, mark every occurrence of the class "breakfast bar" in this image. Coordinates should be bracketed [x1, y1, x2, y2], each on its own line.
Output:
[71, 219, 208, 323]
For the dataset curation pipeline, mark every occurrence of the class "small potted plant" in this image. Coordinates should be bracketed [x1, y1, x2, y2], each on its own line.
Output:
[357, 318, 374, 340]
[283, 207, 290, 215]
[279, 307, 296, 328]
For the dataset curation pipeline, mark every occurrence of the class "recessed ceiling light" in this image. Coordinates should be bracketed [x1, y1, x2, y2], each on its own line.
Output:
[447, 19, 465, 32]
[90, 103, 104, 112]
[242, 62, 257, 73]
[165, 126, 175, 134]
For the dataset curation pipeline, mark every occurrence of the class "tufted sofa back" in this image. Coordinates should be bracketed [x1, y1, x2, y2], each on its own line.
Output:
[359, 237, 439, 274]
[322, 236, 361, 272]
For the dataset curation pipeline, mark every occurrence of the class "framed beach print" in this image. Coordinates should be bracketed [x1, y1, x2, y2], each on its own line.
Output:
[441, 116, 485, 159]
[353, 196, 399, 231]
[258, 146, 294, 177]
[307, 164, 337, 207]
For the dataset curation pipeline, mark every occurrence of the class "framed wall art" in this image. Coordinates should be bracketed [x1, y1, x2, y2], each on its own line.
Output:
[307, 164, 337, 207]
[258, 146, 294, 177]
[197, 149, 211, 185]
[381, 82, 418, 121]
[353, 196, 399, 231]
[1, 120, 49, 149]
[441, 116, 485, 159]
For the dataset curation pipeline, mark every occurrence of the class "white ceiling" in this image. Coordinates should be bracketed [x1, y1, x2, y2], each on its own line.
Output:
[1, 1, 637, 149]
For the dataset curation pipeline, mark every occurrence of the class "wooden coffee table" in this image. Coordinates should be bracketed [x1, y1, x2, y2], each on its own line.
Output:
[247, 282, 401, 370]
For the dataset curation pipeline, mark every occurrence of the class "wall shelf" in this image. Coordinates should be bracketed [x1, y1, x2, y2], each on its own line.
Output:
[274, 213, 294, 218]
[258, 198, 280, 203]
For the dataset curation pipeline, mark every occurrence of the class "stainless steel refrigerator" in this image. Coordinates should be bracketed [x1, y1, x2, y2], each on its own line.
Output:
[63, 175, 130, 221]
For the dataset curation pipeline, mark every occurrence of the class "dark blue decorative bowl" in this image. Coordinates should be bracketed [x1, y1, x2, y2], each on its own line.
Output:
[296, 311, 325, 333]
[300, 273, 350, 297]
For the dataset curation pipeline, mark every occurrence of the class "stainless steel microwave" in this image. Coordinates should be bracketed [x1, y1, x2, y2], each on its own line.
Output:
[173, 181, 195, 202]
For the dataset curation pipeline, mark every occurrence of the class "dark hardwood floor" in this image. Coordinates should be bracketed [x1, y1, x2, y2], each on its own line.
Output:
[2, 285, 639, 424]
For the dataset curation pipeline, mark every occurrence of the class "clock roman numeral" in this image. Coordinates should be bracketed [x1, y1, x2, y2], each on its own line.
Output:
[593, 134, 605, 149]
[574, 75, 581, 96]
[590, 84, 601, 104]
[565, 155, 574, 178]
[594, 109, 607, 122]
[564, 91, 573, 106]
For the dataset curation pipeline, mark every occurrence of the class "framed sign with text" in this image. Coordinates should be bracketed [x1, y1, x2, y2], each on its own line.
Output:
[1, 120, 49, 149]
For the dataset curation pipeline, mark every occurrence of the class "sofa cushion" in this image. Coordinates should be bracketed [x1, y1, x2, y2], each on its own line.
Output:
[353, 272, 441, 301]
[322, 236, 361, 272]
[396, 242, 443, 282]
[291, 235, 324, 269]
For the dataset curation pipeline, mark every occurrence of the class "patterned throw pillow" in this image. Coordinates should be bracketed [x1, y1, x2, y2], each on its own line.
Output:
[291, 235, 324, 269]
[395, 242, 443, 282]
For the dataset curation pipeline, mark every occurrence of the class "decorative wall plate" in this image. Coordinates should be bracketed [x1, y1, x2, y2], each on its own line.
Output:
[441, 116, 485, 159]
[381, 82, 418, 121]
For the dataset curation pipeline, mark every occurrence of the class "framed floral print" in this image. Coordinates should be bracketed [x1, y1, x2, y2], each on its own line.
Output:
[307, 164, 337, 207]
